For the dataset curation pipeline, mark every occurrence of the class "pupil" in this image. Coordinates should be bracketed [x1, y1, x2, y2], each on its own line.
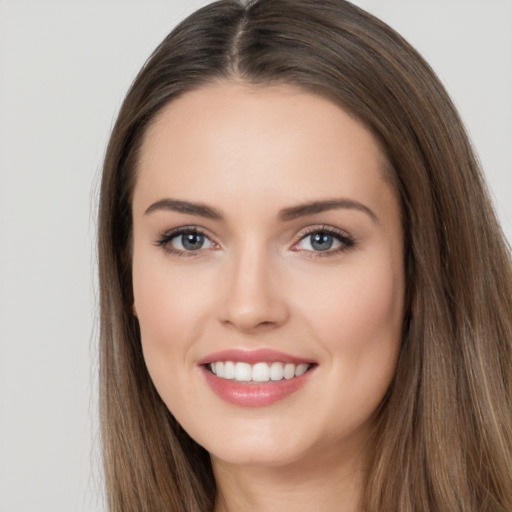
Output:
[311, 233, 333, 251]
[182, 233, 204, 250]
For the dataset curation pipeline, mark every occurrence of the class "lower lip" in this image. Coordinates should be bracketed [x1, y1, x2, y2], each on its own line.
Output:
[201, 366, 313, 407]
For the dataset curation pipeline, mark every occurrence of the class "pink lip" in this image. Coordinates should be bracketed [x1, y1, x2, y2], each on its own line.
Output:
[200, 366, 314, 407]
[197, 348, 313, 365]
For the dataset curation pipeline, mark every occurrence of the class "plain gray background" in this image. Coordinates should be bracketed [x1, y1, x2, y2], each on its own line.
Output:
[0, 1, 511, 511]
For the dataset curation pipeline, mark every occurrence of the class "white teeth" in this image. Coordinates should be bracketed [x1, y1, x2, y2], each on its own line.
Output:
[235, 362, 252, 382]
[209, 361, 311, 382]
[252, 362, 270, 382]
[283, 363, 295, 380]
[270, 362, 284, 381]
[224, 361, 236, 379]
[295, 363, 309, 377]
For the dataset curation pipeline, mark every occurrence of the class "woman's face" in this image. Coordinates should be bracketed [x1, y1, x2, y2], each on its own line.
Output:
[131, 82, 405, 469]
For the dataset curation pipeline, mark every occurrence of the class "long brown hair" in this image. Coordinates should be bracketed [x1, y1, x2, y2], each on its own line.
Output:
[98, 1, 512, 510]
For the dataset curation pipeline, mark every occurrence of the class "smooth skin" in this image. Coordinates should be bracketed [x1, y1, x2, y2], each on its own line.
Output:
[131, 82, 405, 512]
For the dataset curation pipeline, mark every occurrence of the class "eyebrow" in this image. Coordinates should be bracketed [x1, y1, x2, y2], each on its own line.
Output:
[144, 198, 378, 223]
[279, 199, 378, 223]
[145, 199, 223, 219]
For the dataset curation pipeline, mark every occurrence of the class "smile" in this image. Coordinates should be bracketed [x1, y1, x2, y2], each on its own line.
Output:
[210, 361, 310, 382]
[199, 349, 316, 407]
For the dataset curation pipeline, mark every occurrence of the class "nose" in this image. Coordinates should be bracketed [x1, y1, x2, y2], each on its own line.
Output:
[218, 244, 290, 333]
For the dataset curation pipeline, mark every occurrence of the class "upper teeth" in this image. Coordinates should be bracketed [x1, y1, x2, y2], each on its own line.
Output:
[210, 361, 310, 382]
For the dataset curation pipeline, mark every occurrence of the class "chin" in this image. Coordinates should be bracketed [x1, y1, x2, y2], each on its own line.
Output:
[209, 442, 308, 469]
[187, 420, 309, 468]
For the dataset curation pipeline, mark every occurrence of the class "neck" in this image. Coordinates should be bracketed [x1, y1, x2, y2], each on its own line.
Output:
[212, 443, 366, 512]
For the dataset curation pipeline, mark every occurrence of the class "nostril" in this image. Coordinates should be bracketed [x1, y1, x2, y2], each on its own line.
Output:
[222, 317, 279, 333]
[220, 293, 290, 332]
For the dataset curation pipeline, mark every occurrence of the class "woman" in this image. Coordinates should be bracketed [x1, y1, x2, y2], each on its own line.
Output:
[97, 1, 512, 510]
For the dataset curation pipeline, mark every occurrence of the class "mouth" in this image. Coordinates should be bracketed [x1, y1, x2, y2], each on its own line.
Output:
[199, 349, 316, 407]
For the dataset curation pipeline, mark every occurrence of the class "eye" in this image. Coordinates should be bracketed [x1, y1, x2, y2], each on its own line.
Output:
[156, 227, 217, 255]
[292, 227, 355, 255]
[172, 231, 213, 251]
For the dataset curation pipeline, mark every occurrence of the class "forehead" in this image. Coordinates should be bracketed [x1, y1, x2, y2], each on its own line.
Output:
[134, 81, 395, 220]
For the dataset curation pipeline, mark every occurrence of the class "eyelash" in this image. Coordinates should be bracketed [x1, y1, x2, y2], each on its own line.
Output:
[292, 225, 356, 258]
[154, 225, 356, 259]
[155, 226, 214, 257]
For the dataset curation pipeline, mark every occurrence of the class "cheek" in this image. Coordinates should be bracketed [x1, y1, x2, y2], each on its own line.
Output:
[298, 257, 404, 438]
[132, 258, 212, 415]
[132, 249, 212, 368]
[344, 261, 402, 343]
[302, 253, 404, 377]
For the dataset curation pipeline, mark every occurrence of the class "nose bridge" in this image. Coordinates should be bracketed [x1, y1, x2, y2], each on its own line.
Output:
[220, 237, 288, 331]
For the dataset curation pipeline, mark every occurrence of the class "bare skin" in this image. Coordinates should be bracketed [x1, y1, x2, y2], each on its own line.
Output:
[132, 82, 405, 512]
[212, 432, 365, 512]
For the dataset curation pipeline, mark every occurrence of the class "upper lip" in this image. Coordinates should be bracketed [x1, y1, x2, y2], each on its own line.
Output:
[197, 348, 314, 366]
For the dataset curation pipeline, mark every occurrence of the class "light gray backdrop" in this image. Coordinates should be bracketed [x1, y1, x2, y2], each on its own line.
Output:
[0, 1, 510, 511]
